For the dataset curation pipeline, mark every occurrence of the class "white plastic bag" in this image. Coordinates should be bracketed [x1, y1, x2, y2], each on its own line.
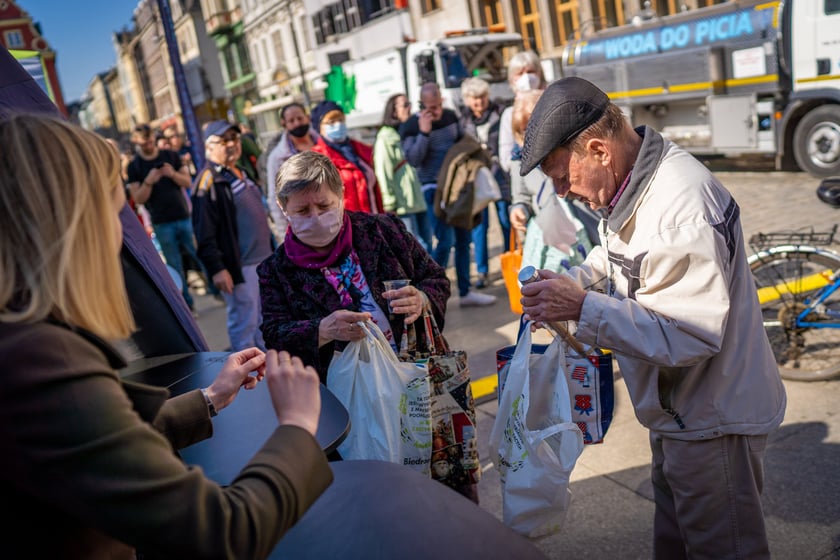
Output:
[489, 322, 585, 538]
[472, 166, 502, 215]
[533, 185, 579, 254]
[327, 320, 432, 474]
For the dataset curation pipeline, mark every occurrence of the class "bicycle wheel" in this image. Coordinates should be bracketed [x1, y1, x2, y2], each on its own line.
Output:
[749, 246, 840, 381]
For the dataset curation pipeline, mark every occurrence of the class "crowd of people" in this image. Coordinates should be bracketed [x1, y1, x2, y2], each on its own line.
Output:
[1, 43, 787, 559]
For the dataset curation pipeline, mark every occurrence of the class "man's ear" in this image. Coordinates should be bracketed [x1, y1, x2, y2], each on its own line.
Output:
[585, 138, 610, 165]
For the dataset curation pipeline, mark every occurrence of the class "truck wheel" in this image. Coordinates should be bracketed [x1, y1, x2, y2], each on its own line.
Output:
[793, 105, 840, 177]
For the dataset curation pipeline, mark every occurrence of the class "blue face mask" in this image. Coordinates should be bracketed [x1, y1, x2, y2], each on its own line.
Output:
[323, 122, 348, 143]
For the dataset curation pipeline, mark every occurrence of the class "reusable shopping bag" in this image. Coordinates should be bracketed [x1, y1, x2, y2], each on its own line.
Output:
[501, 229, 524, 314]
[398, 307, 481, 503]
[496, 319, 614, 445]
[327, 320, 432, 474]
[489, 323, 585, 538]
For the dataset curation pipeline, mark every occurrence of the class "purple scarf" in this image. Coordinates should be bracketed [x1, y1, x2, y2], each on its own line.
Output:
[284, 212, 353, 269]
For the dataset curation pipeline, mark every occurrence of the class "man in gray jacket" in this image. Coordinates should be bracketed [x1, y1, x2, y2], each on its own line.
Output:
[519, 77, 786, 560]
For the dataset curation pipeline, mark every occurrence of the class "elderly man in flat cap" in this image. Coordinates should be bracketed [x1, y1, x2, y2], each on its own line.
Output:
[519, 77, 785, 560]
[193, 120, 274, 352]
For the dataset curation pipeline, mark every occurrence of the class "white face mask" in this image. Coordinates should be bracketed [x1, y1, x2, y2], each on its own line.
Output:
[515, 72, 541, 92]
[287, 207, 343, 248]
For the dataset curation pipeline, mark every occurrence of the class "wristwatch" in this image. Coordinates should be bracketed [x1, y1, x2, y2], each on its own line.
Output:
[200, 388, 218, 417]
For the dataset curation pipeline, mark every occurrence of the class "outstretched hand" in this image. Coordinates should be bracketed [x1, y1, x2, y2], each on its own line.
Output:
[205, 347, 266, 413]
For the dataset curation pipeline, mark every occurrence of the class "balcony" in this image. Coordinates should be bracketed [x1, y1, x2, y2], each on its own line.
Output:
[205, 6, 242, 36]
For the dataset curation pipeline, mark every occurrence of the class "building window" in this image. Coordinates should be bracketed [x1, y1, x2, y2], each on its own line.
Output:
[332, 4, 348, 35]
[250, 44, 260, 73]
[5, 30, 24, 48]
[514, 0, 543, 52]
[262, 37, 272, 69]
[238, 41, 252, 75]
[591, 0, 624, 29]
[421, 0, 441, 15]
[479, 0, 504, 27]
[271, 30, 285, 67]
[550, 0, 579, 45]
[312, 13, 324, 45]
[645, 0, 681, 17]
[362, 0, 390, 22]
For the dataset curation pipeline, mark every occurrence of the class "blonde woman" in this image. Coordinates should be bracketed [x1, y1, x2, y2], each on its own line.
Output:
[0, 113, 331, 559]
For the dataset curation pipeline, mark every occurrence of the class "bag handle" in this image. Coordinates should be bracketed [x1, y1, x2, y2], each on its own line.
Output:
[509, 228, 520, 255]
[399, 303, 451, 359]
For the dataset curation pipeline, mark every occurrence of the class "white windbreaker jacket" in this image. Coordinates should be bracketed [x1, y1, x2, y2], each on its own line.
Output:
[570, 127, 786, 440]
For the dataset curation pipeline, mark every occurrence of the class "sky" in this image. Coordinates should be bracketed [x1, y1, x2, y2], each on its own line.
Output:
[18, 0, 140, 103]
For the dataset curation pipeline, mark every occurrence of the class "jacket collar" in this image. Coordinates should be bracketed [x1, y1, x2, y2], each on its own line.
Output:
[607, 126, 667, 231]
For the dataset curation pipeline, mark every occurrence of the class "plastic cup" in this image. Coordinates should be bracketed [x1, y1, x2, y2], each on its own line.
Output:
[383, 279, 411, 313]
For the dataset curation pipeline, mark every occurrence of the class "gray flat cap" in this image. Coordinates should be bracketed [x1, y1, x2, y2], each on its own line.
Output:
[520, 77, 609, 175]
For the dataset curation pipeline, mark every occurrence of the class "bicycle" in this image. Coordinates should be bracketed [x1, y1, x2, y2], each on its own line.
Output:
[748, 224, 840, 381]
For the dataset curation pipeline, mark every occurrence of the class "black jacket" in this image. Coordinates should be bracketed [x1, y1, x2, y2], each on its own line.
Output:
[191, 163, 246, 284]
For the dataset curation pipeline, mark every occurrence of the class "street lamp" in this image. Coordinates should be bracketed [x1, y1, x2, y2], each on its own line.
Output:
[156, 0, 205, 170]
[285, 0, 310, 107]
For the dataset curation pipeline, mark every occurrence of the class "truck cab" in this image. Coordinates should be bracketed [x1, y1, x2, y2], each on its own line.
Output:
[559, 0, 840, 177]
[325, 28, 523, 141]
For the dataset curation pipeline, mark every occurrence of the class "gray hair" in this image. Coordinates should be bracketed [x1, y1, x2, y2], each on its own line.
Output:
[508, 50, 545, 86]
[461, 77, 489, 99]
[275, 151, 344, 207]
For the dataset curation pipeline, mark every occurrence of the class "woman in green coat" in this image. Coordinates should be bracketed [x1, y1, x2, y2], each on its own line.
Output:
[374, 93, 432, 252]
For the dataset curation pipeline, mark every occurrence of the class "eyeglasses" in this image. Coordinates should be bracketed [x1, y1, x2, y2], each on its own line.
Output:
[208, 134, 241, 145]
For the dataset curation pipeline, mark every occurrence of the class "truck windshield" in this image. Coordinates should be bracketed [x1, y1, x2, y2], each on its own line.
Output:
[440, 40, 517, 88]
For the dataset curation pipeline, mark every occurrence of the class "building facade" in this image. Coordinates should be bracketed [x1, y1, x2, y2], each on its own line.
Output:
[0, 0, 67, 115]
[202, 0, 257, 124]
[242, 0, 319, 143]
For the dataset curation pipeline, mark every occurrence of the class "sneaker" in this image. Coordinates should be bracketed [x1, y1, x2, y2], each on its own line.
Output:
[475, 273, 489, 289]
[459, 290, 497, 307]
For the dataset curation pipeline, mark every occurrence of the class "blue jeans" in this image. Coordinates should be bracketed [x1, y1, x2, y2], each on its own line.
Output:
[400, 211, 433, 254]
[471, 199, 512, 275]
[223, 263, 266, 351]
[424, 188, 472, 297]
[152, 218, 201, 308]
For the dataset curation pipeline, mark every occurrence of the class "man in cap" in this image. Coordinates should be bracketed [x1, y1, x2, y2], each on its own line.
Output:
[519, 77, 785, 559]
[192, 120, 274, 351]
[127, 123, 201, 311]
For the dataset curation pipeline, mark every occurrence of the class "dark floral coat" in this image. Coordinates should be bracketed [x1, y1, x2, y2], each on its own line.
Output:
[257, 211, 451, 382]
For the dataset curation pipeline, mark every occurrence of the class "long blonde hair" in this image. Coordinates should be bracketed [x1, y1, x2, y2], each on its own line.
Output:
[512, 89, 544, 145]
[0, 114, 134, 339]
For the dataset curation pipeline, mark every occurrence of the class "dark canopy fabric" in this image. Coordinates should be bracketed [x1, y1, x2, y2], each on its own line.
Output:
[0, 45, 208, 354]
[0, 46, 62, 118]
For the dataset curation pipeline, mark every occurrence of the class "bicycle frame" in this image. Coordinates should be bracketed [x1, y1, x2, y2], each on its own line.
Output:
[793, 270, 840, 328]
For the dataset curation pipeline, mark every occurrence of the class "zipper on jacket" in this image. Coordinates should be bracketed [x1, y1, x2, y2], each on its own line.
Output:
[658, 366, 686, 430]
[664, 408, 686, 430]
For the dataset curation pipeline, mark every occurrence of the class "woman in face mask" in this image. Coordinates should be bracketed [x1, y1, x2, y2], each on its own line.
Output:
[264, 102, 319, 239]
[310, 100, 383, 214]
[497, 50, 547, 177]
[257, 151, 451, 384]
